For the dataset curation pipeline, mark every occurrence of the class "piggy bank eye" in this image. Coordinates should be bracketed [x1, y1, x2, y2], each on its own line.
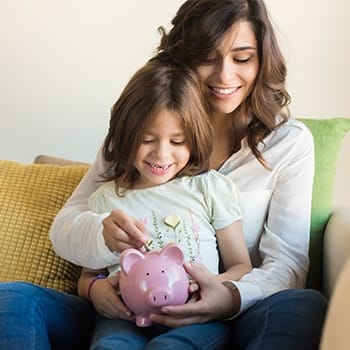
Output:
[146, 272, 150, 276]
[161, 270, 165, 273]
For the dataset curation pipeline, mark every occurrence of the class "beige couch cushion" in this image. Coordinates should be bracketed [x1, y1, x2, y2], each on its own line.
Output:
[34, 154, 90, 166]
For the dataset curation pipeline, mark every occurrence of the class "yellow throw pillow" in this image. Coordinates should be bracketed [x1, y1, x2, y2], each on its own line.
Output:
[0, 160, 90, 294]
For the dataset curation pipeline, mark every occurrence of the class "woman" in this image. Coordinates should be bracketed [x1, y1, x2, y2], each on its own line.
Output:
[51, 1, 327, 348]
[0, 0, 327, 349]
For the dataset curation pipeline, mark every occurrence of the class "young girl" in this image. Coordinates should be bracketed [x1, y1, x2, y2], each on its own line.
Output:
[77, 59, 251, 349]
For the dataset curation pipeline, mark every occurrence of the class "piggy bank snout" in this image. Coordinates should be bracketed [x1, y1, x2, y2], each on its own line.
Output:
[146, 287, 174, 307]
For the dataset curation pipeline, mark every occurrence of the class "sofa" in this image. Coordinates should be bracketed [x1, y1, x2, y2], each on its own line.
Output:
[0, 118, 349, 346]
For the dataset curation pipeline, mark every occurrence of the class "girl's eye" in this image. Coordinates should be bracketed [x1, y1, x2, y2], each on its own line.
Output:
[142, 138, 154, 144]
[171, 140, 186, 145]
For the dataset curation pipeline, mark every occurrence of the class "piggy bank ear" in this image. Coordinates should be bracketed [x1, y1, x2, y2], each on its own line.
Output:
[120, 249, 145, 275]
[160, 243, 185, 265]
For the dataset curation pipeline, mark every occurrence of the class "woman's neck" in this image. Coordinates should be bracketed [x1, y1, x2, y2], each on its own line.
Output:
[209, 111, 250, 170]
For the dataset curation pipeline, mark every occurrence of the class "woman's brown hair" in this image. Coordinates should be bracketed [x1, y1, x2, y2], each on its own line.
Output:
[157, 0, 290, 167]
[102, 59, 213, 191]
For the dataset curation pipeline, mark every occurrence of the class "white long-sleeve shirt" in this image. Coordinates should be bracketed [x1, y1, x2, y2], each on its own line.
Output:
[50, 117, 314, 313]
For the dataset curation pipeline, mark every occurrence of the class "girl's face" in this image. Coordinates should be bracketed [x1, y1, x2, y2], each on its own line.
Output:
[195, 21, 259, 116]
[133, 110, 190, 188]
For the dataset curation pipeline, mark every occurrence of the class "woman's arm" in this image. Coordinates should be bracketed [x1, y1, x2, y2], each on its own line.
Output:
[49, 146, 148, 268]
[232, 120, 315, 312]
[50, 146, 116, 268]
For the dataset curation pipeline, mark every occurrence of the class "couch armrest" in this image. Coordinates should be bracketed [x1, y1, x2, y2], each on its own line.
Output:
[320, 256, 350, 350]
[323, 209, 350, 297]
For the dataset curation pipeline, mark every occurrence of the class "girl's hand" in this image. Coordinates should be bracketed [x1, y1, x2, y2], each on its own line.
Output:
[102, 209, 149, 253]
[149, 261, 240, 328]
[89, 272, 134, 321]
[187, 279, 200, 303]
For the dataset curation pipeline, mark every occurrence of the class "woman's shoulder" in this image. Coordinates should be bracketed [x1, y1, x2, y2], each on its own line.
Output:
[270, 117, 314, 149]
[277, 117, 313, 139]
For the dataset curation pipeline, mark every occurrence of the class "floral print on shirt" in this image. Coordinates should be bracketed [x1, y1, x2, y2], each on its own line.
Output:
[142, 209, 201, 262]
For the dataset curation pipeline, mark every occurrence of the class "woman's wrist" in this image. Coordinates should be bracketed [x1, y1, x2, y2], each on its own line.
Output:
[222, 281, 241, 319]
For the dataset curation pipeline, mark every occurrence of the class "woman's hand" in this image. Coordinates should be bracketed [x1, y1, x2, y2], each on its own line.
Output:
[102, 209, 149, 253]
[89, 272, 134, 321]
[149, 261, 241, 328]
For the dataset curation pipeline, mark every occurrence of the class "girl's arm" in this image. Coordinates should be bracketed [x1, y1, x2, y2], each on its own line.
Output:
[78, 267, 108, 300]
[215, 220, 252, 283]
[78, 267, 133, 321]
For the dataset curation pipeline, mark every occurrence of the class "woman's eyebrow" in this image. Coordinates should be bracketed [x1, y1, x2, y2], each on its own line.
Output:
[233, 46, 257, 52]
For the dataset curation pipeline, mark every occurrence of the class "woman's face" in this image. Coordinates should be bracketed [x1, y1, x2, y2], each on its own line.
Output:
[195, 21, 259, 116]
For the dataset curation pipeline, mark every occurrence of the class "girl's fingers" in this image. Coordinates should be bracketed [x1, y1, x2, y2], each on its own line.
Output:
[102, 210, 149, 252]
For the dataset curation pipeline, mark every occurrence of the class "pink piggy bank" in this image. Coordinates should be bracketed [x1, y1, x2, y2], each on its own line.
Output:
[119, 243, 189, 327]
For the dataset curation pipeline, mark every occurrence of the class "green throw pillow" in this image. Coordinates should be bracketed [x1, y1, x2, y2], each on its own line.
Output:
[299, 118, 350, 291]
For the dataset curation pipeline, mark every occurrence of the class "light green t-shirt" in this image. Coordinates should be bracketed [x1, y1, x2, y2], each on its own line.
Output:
[88, 169, 243, 275]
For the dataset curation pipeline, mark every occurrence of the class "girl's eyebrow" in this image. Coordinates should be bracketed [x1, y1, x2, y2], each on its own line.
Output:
[171, 132, 186, 136]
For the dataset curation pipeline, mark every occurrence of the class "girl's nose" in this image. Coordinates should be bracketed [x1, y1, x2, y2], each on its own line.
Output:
[154, 141, 169, 159]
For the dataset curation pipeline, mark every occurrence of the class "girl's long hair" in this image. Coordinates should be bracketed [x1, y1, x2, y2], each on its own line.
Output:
[102, 59, 213, 191]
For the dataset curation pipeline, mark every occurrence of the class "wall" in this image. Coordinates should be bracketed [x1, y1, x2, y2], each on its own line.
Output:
[266, 0, 350, 209]
[0, 0, 349, 208]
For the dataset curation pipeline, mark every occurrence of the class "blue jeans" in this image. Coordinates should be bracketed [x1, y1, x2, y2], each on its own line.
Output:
[90, 317, 231, 350]
[0, 283, 327, 349]
[0, 282, 96, 350]
[230, 289, 328, 350]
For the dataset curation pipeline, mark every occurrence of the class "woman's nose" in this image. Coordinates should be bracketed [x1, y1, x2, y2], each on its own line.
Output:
[218, 58, 236, 82]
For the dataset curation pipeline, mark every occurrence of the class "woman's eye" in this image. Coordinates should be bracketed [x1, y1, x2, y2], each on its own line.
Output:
[234, 57, 251, 64]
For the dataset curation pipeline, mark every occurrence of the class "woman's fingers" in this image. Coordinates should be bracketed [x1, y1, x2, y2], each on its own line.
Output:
[148, 261, 239, 328]
[150, 299, 211, 327]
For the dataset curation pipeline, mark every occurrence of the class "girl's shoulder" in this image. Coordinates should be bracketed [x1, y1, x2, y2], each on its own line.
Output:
[88, 180, 116, 201]
[194, 169, 239, 192]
